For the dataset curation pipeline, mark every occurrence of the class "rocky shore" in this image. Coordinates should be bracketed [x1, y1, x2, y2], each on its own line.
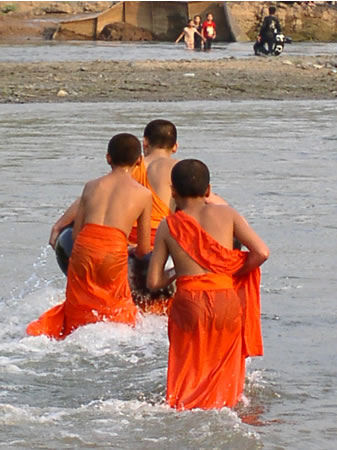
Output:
[1, 1, 337, 42]
[1, 55, 337, 104]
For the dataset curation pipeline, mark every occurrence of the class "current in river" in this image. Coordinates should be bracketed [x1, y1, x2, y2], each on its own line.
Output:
[0, 95, 337, 448]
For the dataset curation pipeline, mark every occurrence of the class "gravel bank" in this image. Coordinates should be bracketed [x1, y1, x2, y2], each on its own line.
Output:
[1, 55, 337, 104]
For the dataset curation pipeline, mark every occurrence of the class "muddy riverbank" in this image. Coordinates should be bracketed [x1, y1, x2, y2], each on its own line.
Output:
[1, 55, 337, 104]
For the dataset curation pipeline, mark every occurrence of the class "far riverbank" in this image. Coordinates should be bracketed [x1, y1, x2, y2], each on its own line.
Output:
[1, 55, 337, 104]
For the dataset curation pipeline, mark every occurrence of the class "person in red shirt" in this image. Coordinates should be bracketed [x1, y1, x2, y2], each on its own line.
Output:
[202, 13, 216, 51]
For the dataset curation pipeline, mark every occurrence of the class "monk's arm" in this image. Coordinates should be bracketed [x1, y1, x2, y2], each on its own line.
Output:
[233, 210, 269, 277]
[147, 221, 176, 291]
[72, 196, 86, 243]
[135, 191, 152, 258]
[49, 198, 80, 248]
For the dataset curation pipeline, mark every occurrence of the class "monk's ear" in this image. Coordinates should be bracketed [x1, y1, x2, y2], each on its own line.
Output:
[205, 184, 211, 198]
[135, 156, 142, 166]
[143, 137, 149, 156]
[171, 185, 177, 199]
[171, 143, 178, 154]
[106, 153, 112, 166]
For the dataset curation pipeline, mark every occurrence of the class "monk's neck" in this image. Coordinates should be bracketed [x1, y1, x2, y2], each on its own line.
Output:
[110, 165, 133, 176]
[176, 197, 206, 214]
[145, 147, 172, 162]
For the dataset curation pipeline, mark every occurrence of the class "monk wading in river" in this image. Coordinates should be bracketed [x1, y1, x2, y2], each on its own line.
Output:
[49, 119, 225, 250]
[47, 120, 225, 316]
[147, 159, 269, 410]
[27, 133, 152, 339]
[48, 120, 179, 250]
[46, 120, 180, 315]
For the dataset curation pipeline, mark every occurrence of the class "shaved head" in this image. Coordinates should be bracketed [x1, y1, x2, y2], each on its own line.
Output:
[107, 133, 141, 166]
[171, 159, 210, 198]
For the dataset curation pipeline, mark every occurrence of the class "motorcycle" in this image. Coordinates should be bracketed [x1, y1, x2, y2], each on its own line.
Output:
[254, 32, 292, 56]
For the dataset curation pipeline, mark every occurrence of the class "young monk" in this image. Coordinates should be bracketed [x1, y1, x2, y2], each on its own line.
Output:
[128, 119, 178, 247]
[147, 159, 269, 410]
[47, 121, 224, 315]
[48, 119, 179, 250]
[27, 133, 152, 339]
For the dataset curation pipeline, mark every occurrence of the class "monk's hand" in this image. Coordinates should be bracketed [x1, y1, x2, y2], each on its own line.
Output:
[129, 246, 152, 264]
[129, 246, 147, 260]
[128, 245, 137, 257]
[156, 268, 176, 289]
[49, 225, 61, 250]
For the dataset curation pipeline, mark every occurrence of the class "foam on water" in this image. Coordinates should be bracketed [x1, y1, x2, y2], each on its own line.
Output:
[1, 99, 337, 448]
[0, 398, 262, 448]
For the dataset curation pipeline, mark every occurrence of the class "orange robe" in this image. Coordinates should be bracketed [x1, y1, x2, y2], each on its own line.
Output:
[27, 223, 138, 339]
[165, 211, 263, 410]
[129, 159, 171, 247]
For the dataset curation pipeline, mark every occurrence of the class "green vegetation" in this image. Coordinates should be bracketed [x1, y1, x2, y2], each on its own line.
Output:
[1, 3, 17, 14]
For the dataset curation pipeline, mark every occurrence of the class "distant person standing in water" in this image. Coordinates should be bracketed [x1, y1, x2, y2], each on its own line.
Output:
[175, 19, 204, 50]
[193, 15, 203, 50]
[202, 12, 216, 51]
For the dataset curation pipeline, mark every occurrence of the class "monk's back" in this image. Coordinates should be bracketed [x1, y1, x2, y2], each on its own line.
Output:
[145, 157, 177, 211]
[194, 204, 234, 249]
[166, 204, 234, 277]
[82, 171, 151, 236]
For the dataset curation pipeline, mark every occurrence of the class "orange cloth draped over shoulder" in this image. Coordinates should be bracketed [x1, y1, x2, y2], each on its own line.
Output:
[165, 211, 263, 410]
[26, 223, 138, 340]
[129, 159, 171, 247]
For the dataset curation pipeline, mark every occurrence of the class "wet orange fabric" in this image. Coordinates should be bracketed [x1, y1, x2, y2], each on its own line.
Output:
[27, 223, 138, 339]
[165, 211, 263, 410]
[129, 159, 171, 246]
[136, 297, 172, 316]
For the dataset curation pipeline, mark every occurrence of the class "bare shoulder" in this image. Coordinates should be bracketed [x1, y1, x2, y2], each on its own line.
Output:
[132, 177, 152, 198]
[168, 157, 179, 168]
[156, 218, 170, 239]
[82, 176, 102, 195]
[148, 156, 178, 172]
[167, 157, 179, 168]
[204, 203, 234, 216]
[207, 191, 228, 205]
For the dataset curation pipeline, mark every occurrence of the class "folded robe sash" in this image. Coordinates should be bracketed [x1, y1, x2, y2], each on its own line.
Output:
[129, 159, 172, 247]
[165, 211, 263, 410]
[26, 223, 138, 339]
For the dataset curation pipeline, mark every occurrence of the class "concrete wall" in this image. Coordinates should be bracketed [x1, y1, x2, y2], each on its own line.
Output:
[97, 2, 124, 34]
[54, 1, 248, 42]
[54, 15, 98, 40]
[151, 2, 187, 40]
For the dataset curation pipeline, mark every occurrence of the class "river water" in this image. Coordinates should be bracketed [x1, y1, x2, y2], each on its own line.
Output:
[1, 41, 337, 63]
[1, 98, 336, 449]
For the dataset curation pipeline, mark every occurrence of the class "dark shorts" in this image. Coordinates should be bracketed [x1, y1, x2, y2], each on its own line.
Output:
[204, 38, 213, 50]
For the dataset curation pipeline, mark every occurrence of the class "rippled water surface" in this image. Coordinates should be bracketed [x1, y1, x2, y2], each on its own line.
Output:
[1, 40, 337, 62]
[1, 99, 336, 449]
